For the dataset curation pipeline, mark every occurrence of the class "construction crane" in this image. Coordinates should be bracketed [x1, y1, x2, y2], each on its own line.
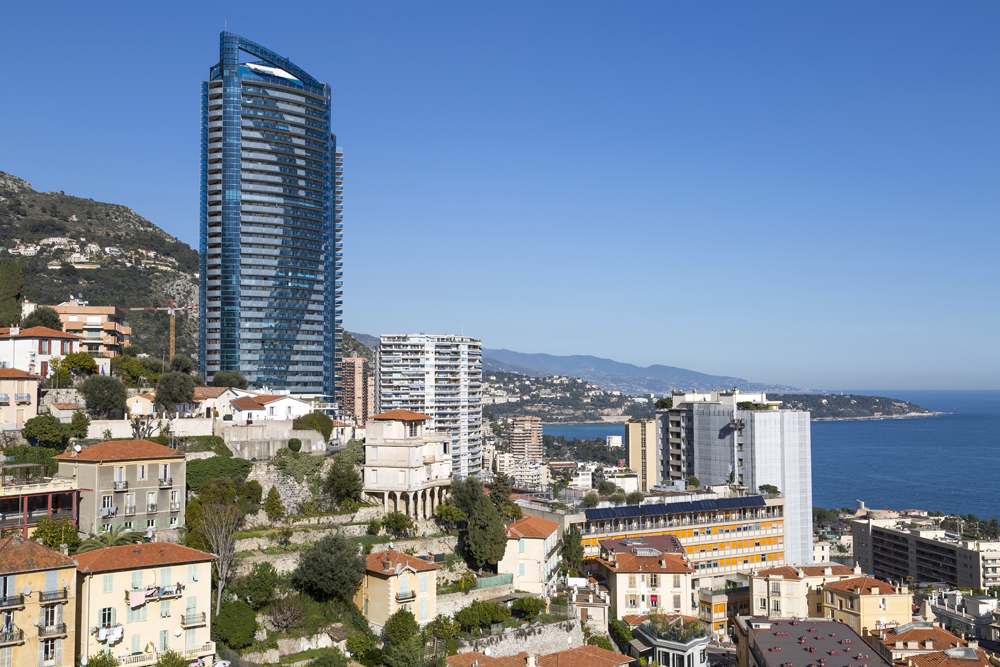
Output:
[121, 299, 197, 360]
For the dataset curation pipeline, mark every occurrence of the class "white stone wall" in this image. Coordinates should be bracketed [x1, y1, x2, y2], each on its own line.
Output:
[456, 621, 584, 657]
[437, 584, 515, 618]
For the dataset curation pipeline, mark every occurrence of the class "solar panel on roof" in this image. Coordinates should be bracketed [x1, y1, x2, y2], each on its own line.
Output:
[741, 496, 767, 507]
[585, 509, 602, 521]
[667, 502, 693, 514]
[692, 500, 717, 511]
[716, 498, 742, 509]
[642, 504, 668, 516]
[616, 505, 643, 518]
[595, 508, 615, 520]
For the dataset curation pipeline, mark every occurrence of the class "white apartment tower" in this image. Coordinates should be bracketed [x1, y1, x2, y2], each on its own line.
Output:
[375, 334, 483, 477]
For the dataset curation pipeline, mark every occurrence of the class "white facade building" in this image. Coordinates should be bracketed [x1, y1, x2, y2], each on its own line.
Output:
[375, 334, 483, 478]
[0, 326, 81, 377]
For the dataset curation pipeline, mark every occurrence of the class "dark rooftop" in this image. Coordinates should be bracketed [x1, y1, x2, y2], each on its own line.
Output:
[743, 618, 892, 667]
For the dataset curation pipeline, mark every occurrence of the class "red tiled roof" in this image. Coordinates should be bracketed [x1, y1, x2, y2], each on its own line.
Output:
[254, 395, 287, 404]
[874, 626, 965, 650]
[537, 645, 632, 667]
[53, 439, 183, 462]
[51, 403, 79, 410]
[756, 565, 854, 580]
[621, 614, 648, 626]
[0, 368, 40, 379]
[371, 409, 432, 422]
[192, 387, 228, 399]
[75, 543, 215, 574]
[0, 326, 80, 340]
[825, 576, 897, 595]
[231, 396, 263, 410]
[0, 535, 76, 574]
[596, 552, 693, 574]
[135, 393, 155, 401]
[446, 652, 527, 667]
[365, 549, 440, 574]
[907, 649, 991, 667]
[506, 515, 559, 539]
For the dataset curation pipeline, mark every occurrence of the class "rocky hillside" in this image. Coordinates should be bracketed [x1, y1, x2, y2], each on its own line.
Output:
[0, 170, 199, 356]
[771, 394, 933, 420]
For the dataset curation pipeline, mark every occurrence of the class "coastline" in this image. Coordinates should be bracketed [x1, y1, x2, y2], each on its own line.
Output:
[811, 411, 943, 422]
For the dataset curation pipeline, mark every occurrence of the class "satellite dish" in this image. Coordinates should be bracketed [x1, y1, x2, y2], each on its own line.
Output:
[174, 628, 182, 637]
[33, 620, 38, 627]
[74, 444, 82, 453]
[21, 586, 30, 596]
[82, 659, 88, 666]
[484, 649, 491, 657]
[567, 636, 572, 644]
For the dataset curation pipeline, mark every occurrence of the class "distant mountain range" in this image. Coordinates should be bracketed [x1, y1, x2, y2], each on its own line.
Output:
[346, 332, 801, 394]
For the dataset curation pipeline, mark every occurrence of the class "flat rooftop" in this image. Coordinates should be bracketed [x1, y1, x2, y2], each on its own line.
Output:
[742, 618, 892, 667]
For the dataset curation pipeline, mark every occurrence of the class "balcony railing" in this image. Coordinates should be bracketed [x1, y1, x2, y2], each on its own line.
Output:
[124, 505, 136, 516]
[181, 612, 207, 627]
[0, 394, 8, 403]
[0, 595, 24, 610]
[14, 394, 30, 403]
[147, 503, 157, 513]
[395, 590, 416, 602]
[39, 588, 68, 604]
[159, 477, 172, 488]
[0, 628, 23, 646]
[184, 642, 215, 658]
[170, 501, 181, 512]
[38, 623, 67, 638]
[113, 481, 128, 491]
[126, 584, 184, 606]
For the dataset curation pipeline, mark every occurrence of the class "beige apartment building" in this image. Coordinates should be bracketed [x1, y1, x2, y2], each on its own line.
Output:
[50, 300, 131, 357]
[0, 369, 40, 431]
[510, 416, 543, 460]
[498, 516, 562, 595]
[749, 564, 858, 618]
[54, 440, 185, 537]
[362, 410, 451, 520]
[591, 535, 696, 618]
[0, 536, 78, 667]
[342, 357, 373, 424]
[625, 419, 658, 493]
[822, 576, 912, 636]
[355, 550, 439, 627]
[74, 543, 215, 666]
[868, 622, 968, 662]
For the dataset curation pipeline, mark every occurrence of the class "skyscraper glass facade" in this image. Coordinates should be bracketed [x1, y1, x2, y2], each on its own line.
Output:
[200, 32, 342, 399]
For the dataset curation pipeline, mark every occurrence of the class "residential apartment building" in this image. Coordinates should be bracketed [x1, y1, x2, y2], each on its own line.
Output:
[0, 369, 40, 431]
[628, 615, 711, 667]
[927, 590, 998, 640]
[749, 564, 858, 618]
[510, 417, 543, 461]
[868, 622, 968, 662]
[821, 576, 912, 636]
[852, 518, 1000, 589]
[0, 328, 80, 378]
[342, 357, 373, 424]
[0, 462, 77, 538]
[362, 410, 451, 520]
[374, 334, 483, 477]
[735, 618, 893, 667]
[74, 544, 215, 666]
[48, 300, 131, 357]
[577, 492, 787, 578]
[0, 536, 78, 667]
[227, 394, 312, 422]
[591, 535, 696, 618]
[199, 32, 342, 398]
[355, 550, 439, 627]
[498, 516, 561, 595]
[54, 441, 185, 537]
[511, 459, 550, 490]
[657, 389, 812, 566]
[625, 419, 658, 493]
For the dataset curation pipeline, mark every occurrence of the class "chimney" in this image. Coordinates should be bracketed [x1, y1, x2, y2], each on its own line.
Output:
[923, 641, 933, 650]
[871, 586, 879, 595]
[660, 558, 666, 568]
[824, 567, 832, 576]
[59, 544, 68, 556]
[855, 586, 862, 595]
[527, 655, 536, 667]
[382, 553, 392, 572]
[10, 328, 18, 336]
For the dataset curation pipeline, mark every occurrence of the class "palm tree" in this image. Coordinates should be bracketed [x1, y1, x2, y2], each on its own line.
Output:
[76, 525, 145, 553]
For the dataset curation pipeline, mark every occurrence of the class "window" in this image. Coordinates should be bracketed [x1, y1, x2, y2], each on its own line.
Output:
[519, 563, 525, 576]
[99, 607, 113, 628]
[188, 565, 198, 583]
[102, 496, 113, 509]
[42, 639, 55, 666]
[114, 467, 124, 484]
[650, 574, 659, 587]
[161, 600, 170, 618]
[673, 575, 681, 588]
[398, 471, 405, 485]
[371, 470, 377, 484]
[629, 575, 637, 588]
[147, 519, 156, 529]
[420, 574, 427, 593]
[1, 645, 12, 667]
[123, 522, 133, 530]
[771, 600, 781, 613]
[628, 595, 637, 608]
[816, 603, 823, 614]
[519, 539, 525, 554]
[138, 465, 147, 481]
[102, 523, 111, 533]
[126, 605, 147, 623]
[420, 600, 427, 620]
[673, 594, 681, 610]
[39, 340, 50, 355]
[758, 598, 766, 610]
[170, 517, 178, 527]
[408, 422, 418, 437]
[370, 447, 377, 461]
[186, 628, 196, 648]
[125, 493, 134, 510]
[102, 575, 114, 594]
[160, 464, 169, 480]
[131, 572, 143, 591]
[399, 576, 408, 594]
[160, 630, 168, 652]
[771, 583, 781, 595]
[132, 634, 141, 655]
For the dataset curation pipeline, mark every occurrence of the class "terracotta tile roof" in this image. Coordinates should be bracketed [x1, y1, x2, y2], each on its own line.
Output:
[537, 645, 632, 667]
[192, 387, 228, 399]
[446, 652, 527, 667]
[53, 439, 183, 462]
[135, 393, 155, 401]
[0, 326, 80, 340]
[907, 649, 991, 667]
[875, 625, 965, 651]
[50, 403, 79, 410]
[332, 421, 352, 428]
[254, 395, 288, 404]
[75, 543, 215, 574]
[365, 549, 440, 575]
[231, 396, 263, 410]
[825, 576, 897, 595]
[506, 515, 559, 539]
[621, 614, 649, 626]
[0, 368, 39, 379]
[0, 535, 76, 574]
[371, 409, 432, 422]
[756, 565, 854, 580]
[596, 552, 693, 574]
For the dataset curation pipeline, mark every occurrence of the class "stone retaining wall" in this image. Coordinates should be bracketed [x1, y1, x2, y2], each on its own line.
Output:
[456, 621, 584, 657]
[437, 584, 515, 618]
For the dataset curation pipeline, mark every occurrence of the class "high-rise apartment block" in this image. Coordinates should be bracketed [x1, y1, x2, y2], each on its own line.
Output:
[342, 357, 373, 423]
[657, 390, 812, 566]
[625, 419, 659, 493]
[199, 32, 342, 398]
[510, 416, 543, 460]
[374, 335, 483, 477]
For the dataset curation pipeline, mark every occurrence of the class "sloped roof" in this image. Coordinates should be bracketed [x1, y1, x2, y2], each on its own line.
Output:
[0, 368, 39, 379]
[0, 326, 80, 340]
[876, 625, 965, 650]
[506, 515, 559, 539]
[54, 439, 183, 462]
[50, 403, 79, 410]
[365, 549, 439, 575]
[756, 565, 854, 580]
[0, 535, 76, 575]
[908, 649, 990, 667]
[537, 646, 631, 667]
[825, 576, 897, 595]
[371, 409, 432, 422]
[231, 396, 263, 410]
[75, 543, 215, 574]
[446, 652, 527, 667]
[597, 552, 693, 574]
[192, 386, 228, 399]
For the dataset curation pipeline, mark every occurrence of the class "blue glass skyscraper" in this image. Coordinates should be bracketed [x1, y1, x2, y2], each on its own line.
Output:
[199, 32, 342, 400]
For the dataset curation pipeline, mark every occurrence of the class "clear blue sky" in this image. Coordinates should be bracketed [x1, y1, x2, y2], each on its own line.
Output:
[2, 2, 997, 390]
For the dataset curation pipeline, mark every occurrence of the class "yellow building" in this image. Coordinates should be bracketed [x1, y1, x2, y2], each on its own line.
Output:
[74, 543, 215, 666]
[624, 419, 658, 493]
[126, 394, 156, 417]
[498, 516, 562, 595]
[821, 576, 912, 637]
[355, 550, 439, 628]
[749, 564, 859, 618]
[0, 536, 78, 667]
[0, 369, 40, 433]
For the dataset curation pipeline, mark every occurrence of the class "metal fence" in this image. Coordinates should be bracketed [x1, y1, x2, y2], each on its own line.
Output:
[476, 573, 512, 589]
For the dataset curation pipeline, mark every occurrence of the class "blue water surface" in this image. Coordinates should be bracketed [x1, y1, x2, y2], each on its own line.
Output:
[543, 391, 1000, 518]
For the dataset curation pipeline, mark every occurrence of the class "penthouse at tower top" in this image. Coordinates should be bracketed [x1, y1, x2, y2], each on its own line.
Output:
[199, 32, 343, 399]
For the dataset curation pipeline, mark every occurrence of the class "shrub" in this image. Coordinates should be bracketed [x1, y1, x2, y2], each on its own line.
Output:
[236, 562, 277, 608]
[454, 600, 510, 630]
[291, 533, 366, 602]
[587, 636, 614, 651]
[609, 618, 634, 650]
[583, 492, 600, 508]
[69, 410, 90, 439]
[626, 490, 645, 505]
[80, 375, 126, 418]
[511, 596, 546, 618]
[367, 519, 381, 535]
[31, 516, 80, 553]
[154, 650, 187, 667]
[382, 511, 414, 538]
[264, 486, 285, 521]
[240, 480, 263, 504]
[288, 438, 302, 453]
[384, 608, 419, 646]
[212, 370, 248, 389]
[267, 594, 306, 631]
[212, 600, 256, 649]
[293, 412, 334, 440]
[186, 457, 252, 494]
[21, 414, 69, 448]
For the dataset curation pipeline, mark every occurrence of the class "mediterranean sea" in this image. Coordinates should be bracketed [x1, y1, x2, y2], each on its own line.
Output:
[543, 390, 1000, 520]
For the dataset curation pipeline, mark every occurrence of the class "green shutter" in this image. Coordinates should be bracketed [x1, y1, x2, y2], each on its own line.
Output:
[131, 634, 140, 654]
[102, 574, 113, 594]
[131, 572, 142, 591]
